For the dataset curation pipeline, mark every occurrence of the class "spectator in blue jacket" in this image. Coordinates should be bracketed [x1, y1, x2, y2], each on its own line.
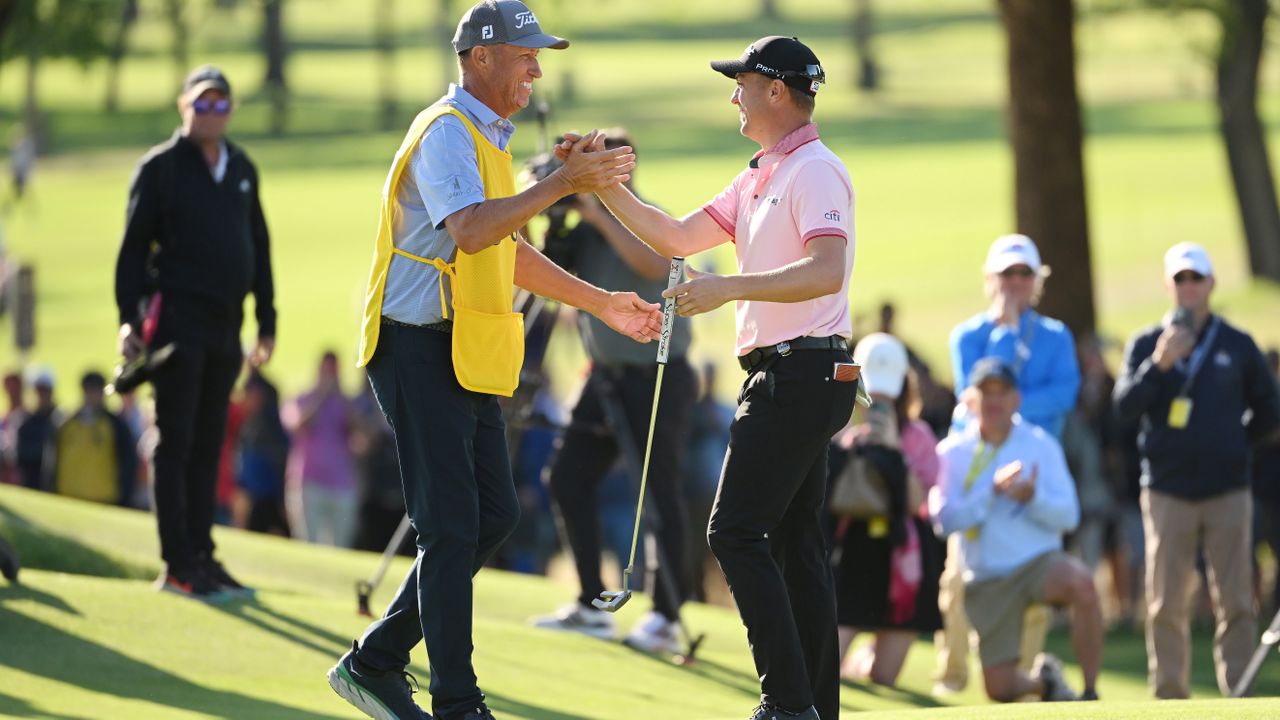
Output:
[1114, 242, 1280, 699]
[949, 234, 1080, 439]
[935, 234, 1080, 695]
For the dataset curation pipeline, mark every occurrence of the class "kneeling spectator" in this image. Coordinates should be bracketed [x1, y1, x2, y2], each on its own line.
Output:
[930, 358, 1101, 702]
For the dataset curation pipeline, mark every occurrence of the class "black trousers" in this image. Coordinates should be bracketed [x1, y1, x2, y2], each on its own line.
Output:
[708, 348, 856, 720]
[151, 342, 242, 571]
[547, 359, 696, 620]
[356, 325, 519, 720]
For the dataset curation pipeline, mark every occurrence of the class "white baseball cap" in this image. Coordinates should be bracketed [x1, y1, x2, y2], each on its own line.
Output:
[1164, 242, 1214, 280]
[852, 332, 909, 400]
[983, 233, 1042, 274]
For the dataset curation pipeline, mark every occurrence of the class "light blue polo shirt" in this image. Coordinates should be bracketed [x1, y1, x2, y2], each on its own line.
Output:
[381, 84, 516, 325]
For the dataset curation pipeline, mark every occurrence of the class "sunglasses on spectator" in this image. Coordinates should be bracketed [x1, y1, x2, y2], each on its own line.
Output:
[192, 98, 232, 115]
[998, 266, 1036, 279]
[1173, 271, 1206, 284]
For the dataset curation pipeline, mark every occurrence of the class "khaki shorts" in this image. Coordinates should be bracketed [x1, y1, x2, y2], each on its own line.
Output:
[964, 551, 1063, 668]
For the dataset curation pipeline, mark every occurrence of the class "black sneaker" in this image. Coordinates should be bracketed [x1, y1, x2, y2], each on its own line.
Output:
[0, 536, 19, 583]
[1080, 689, 1099, 701]
[153, 564, 228, 603]
[748, 703, 819, 720]
[199, 554, 255, 597]
[328, 641, 432, 720]
[451, 704, 495, 720]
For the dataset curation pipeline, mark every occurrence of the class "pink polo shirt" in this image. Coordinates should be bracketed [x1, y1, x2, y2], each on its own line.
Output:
[702, 123, 855, 356]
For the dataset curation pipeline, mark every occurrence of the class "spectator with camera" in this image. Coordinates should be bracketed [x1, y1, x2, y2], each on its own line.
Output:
[1113, 242, 1280, 698]
[931, 357, 1101, 703]
[530, 128, 698, 654]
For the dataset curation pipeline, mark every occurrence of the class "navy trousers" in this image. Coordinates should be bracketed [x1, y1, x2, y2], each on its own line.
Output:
[355, 324, 520, 719]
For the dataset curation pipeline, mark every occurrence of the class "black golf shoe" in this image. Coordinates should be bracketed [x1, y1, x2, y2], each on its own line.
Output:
[198, 554, 255, 597]
[327, 641, 431, 720]
[748, 703, 819, 720]
[450, 704, 495, 720]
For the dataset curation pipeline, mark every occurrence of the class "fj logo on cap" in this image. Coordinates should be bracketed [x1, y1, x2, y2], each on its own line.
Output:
[481, 25, 494, 39]
[514, 11, 537, 28]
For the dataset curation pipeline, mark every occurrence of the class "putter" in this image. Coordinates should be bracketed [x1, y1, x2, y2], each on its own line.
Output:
[593, 256, 685, 613]
[356, 513, 414, 617]
[1232, 604, 1280, 697]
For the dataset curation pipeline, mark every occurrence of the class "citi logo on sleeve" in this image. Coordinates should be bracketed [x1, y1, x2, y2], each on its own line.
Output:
[824, 210, 842, 222]
[514, 11, 537, 28]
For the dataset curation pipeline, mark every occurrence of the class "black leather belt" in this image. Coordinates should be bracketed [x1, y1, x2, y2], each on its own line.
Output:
[382, 317, 453, 333]
[738, 334, 847, 372]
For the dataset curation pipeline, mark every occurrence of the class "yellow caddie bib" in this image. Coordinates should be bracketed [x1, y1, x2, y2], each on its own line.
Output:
[356, 105, 524, 396]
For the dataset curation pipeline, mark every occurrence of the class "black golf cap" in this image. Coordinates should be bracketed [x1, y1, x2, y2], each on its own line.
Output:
[710, 35, 826, 96]
[182, 64, 232, 99]
[969, 357, 1018, 390]
[453, 0, 569, 53]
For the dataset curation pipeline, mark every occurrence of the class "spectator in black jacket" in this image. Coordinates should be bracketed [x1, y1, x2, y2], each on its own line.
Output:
[114, 65, 276, 601]
[1114, 242, 1280, 699]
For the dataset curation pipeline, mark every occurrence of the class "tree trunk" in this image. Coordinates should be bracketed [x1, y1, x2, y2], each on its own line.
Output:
[262, 0, 288, 134]
[164, 0, 188, 92]
[760, 0, 779, 20]
[104, 0, 138, 113]
[376, 0, 397, 130]
[1216, 0, 1280, 281]
[853, 0, 879, 91]
[998, 0, 1096, 338]
[23, 41, 42, 152]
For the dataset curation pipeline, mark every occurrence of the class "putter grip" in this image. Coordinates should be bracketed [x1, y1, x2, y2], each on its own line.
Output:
[657, 257, 684, 365]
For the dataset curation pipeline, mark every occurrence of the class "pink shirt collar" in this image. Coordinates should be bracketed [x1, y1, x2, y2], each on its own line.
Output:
[751, 123, 820, 167]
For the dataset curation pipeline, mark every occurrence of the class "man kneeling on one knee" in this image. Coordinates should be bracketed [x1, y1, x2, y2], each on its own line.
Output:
[929, 357, 1102, 702]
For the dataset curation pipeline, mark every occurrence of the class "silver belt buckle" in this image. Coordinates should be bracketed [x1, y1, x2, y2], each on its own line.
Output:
[777, 340, 792, 357]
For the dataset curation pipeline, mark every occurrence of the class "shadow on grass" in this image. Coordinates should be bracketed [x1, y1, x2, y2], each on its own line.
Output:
[211, 595, 355, 659]
[0, 690, 89, 720]
[0, 608, 350, 720]
[0, 505, 154, 581]
[620, 643, 762, 700]
[0, 580, 81, 617]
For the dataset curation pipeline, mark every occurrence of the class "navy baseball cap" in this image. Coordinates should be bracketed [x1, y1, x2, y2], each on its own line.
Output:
[453, 1, 569, 53]
[969, 357, 1018, 389]
[711, 36, 826, 96]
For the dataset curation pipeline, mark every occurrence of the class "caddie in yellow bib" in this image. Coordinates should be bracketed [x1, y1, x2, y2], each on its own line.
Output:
[332, 3, 662, 718]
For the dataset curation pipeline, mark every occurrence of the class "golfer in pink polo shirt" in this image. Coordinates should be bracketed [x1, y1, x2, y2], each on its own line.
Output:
[594, 35, 857, 720]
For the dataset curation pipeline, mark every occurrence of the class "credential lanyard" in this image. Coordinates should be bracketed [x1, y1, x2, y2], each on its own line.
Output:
[1174, 316, 1221, 397]
[962, 441, 1001, 541]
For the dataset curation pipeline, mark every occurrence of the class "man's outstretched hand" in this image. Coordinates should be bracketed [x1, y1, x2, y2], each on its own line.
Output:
[598, 292, 662, 342]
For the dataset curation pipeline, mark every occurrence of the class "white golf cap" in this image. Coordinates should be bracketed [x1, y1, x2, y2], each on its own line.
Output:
[852, 332, 909, 400]
[983, 233, 1042, 274]
[1164, 242, 1213, 279]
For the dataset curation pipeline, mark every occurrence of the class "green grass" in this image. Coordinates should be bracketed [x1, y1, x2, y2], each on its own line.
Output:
[3, 484, 1280, 719]
[0, 0, 1277, 401]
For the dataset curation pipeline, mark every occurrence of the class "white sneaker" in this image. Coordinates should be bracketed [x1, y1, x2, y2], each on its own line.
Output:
[624, 610, 682, 655]
[1031, 652, 1079, 702]
[529, 602, 616, 640]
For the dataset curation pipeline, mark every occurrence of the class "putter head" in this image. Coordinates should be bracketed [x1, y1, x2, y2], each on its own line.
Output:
[591, 589, 632, 613]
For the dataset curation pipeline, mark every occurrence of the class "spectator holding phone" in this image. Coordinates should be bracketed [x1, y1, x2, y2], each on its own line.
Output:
[1114, 242, 1280, 698]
